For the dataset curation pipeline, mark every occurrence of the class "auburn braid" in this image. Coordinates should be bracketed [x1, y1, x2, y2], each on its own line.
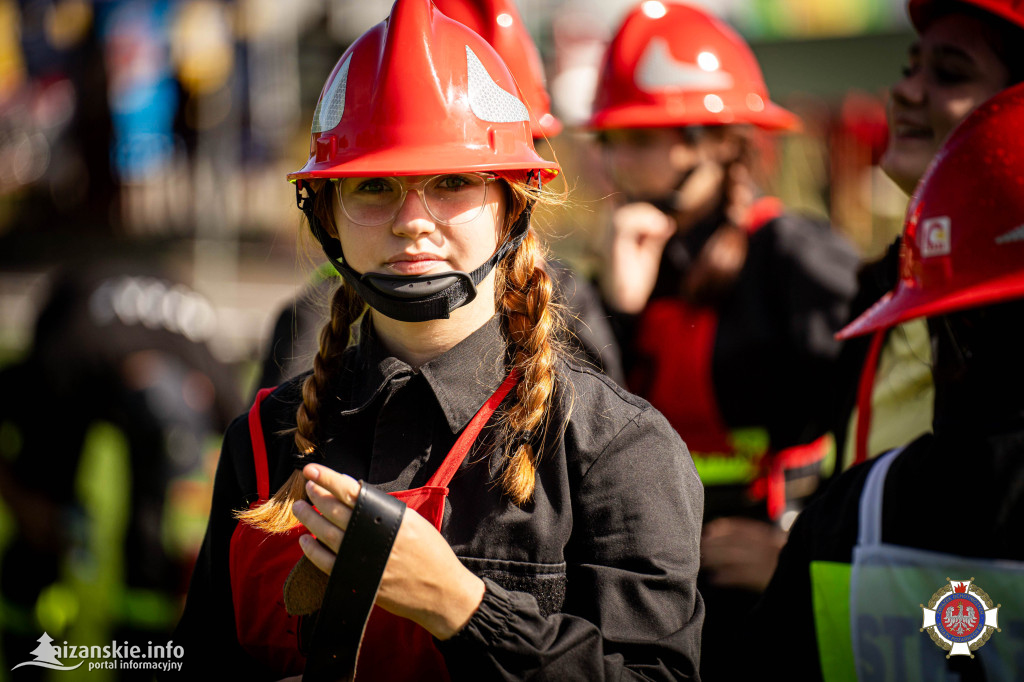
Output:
[294, 282, 364, 457]
[237, 183, 365, 533]
[498, 226, 560, 504]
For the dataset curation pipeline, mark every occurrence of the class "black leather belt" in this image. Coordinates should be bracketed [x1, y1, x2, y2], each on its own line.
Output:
[303, 481, 407, 682]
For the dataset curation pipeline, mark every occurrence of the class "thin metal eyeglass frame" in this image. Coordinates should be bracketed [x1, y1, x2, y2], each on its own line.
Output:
[334, 173, 499, 227]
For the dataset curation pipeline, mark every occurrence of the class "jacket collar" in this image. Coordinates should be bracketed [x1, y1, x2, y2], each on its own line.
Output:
[337, 315, 509, 433]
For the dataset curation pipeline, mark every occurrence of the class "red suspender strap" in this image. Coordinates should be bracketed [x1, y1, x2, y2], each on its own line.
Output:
[853, 330, 886, 467]
[248, 387, 276, 501]
[426, 370, 521, 489]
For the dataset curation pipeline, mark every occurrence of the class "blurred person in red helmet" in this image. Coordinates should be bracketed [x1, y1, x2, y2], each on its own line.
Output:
[173, 0, 704, 679]
[831, 0, 1024, 481]
[748, 80, 1024, 682]
[588, 2, 858, 677]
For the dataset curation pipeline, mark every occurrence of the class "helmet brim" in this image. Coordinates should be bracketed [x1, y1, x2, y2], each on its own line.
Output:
[585, 100, 801, 133]
[287, 144, 559, 183]
[836, 270, 1024, 339]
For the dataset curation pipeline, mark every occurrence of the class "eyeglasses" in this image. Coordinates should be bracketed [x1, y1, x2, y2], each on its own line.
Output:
[335, 173, 498, 227]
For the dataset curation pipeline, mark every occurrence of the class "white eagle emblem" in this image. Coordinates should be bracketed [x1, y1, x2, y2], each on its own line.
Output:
[920, 578, 1001, 659]
[942, 603, 978, 636]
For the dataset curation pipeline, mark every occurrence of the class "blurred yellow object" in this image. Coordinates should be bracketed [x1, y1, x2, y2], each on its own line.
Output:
[35, 583, 79, 637]
[0, 0, 25, 103]
[171, 0, 234, 96]
[45, 0, 92, 51]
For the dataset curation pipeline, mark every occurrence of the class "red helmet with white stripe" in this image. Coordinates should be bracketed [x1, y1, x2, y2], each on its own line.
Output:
[287, 0, 558, 181]
[838, 82, 1024, 339]
[587, 1, 799, 131]
[433, 0, 561, 138]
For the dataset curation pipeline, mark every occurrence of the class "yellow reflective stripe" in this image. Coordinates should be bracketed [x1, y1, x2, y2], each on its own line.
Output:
[692, 456, 760, 485]
[729, 427, 770, 456]
[690, 427, 769, 485]
[811, 560, 856, 681]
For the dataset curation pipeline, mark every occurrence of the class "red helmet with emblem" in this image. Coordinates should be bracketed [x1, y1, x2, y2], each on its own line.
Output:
[286, 0, 558, 181]
[838, 82, 1024, 339]
[432, 0, 561, 138]
[909, 0, 1024, 31]
[587, 1, 799, 131]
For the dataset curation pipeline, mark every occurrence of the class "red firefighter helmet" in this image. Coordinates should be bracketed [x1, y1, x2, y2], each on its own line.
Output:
[287, 0, 558, 181]
[587, 1, 799, 131]
[433, 0, 561, 138]
[838, 82, 1024, 339]
[909, 0, 1024, 32]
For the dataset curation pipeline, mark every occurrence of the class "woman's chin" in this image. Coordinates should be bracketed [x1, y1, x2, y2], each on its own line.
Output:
[879, 150, 931, 196]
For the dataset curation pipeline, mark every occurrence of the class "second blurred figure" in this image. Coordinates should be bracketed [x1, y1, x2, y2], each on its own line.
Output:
[588, 2, 859, 677]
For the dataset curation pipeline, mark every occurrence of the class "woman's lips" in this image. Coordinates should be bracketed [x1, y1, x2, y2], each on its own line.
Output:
[892, 119, 933, 140]
[385, 255, 446, 275]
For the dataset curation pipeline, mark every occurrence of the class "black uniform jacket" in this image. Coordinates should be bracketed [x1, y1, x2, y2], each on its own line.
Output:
[175, 315, 705, 680]
[645, 210, 858, 451]
[744, 418, 1024, 680]
[612, 210, 858, 523]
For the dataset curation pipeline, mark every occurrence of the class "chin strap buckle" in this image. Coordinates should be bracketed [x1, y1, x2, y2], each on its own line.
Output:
[295, 179, 316, 215]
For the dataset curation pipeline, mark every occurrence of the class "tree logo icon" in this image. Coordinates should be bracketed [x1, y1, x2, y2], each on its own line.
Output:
[10, 633, 83, 671]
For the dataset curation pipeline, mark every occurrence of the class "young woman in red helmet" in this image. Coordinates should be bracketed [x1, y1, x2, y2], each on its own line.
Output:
[255, 0, 625, 394]
[748, 81, 1024, 682]
[832, 0, 1024, 470]
[173, 1, 704, 680]
[587, 2, 858, 677]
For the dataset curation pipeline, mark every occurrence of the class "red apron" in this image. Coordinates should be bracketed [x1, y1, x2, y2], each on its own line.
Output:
[629, 198, 829, 520]
[229, 372, 519, 679]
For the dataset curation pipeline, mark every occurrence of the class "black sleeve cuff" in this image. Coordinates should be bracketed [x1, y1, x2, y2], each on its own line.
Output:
[445, 577, 516, 648]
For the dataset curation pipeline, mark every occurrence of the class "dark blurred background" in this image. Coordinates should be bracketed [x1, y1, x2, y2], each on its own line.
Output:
[0, 0, 914, 678]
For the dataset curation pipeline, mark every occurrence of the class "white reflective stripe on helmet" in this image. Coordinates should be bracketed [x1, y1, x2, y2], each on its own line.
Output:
[312, 54, 352, 134]
[466, 46, 530, 123]
[995, 224, 1024, 245]
[635, 37, 733, 92]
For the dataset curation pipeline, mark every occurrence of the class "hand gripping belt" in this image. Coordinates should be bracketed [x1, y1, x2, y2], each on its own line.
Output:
[303, 482, 407, 682]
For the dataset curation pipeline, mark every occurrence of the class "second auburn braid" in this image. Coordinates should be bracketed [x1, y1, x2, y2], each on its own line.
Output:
[237, 183, 365, 533]
[498, 184, 562, 504]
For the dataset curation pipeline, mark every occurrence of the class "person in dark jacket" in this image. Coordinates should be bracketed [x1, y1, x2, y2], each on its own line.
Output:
[173, 1, 704, 679]
[586, 3, 858, 677]
[747, 81, 1024, 682]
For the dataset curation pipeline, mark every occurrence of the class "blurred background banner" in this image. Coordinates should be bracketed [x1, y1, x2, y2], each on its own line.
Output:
[0, 0, 914, 678]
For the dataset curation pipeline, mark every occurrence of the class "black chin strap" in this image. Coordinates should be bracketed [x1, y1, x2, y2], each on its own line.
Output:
[296, 180, 532, 323]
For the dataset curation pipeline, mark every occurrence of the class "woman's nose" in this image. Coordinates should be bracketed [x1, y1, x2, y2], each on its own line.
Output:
[891, 68, 925, 108]
[392, 189, 436, 239]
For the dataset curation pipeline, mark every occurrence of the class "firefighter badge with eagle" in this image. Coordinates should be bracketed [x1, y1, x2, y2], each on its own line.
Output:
[920, 578, 1001, 658]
